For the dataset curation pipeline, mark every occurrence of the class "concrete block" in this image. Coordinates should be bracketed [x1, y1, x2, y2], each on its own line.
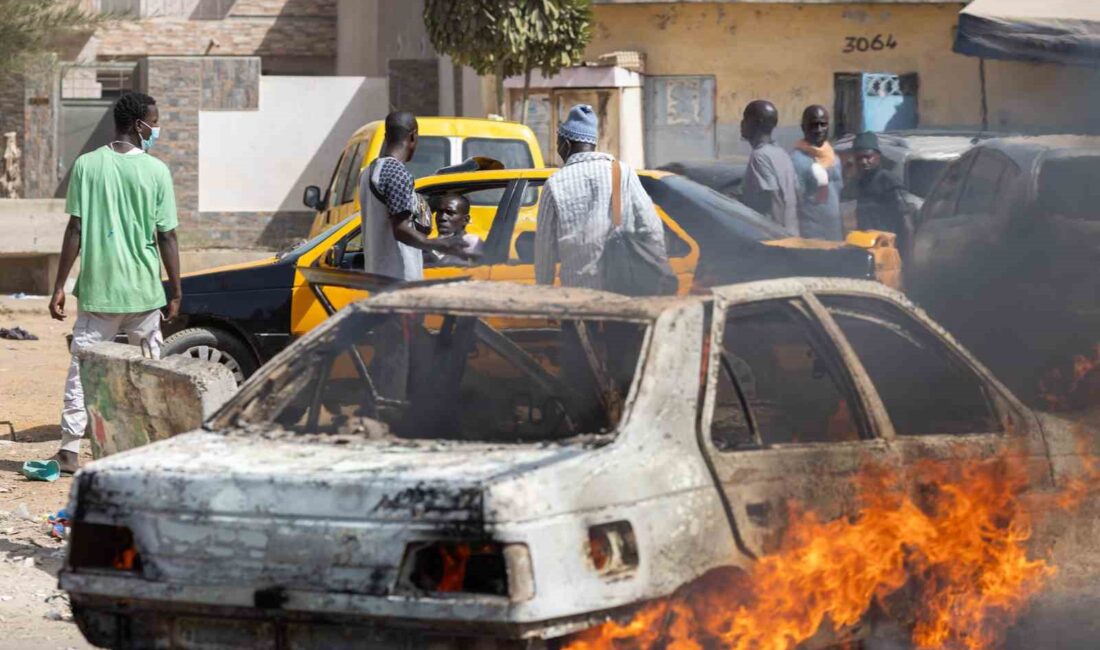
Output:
[77, 341, 237, 459]
[0, 199, 69, 254]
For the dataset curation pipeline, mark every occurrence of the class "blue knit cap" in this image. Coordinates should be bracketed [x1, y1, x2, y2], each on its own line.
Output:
[558, 104, 599, 145]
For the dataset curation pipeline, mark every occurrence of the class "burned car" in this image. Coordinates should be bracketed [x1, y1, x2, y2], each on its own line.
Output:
[907, 136, 1100, 409]
[61, 280, 1062, 649]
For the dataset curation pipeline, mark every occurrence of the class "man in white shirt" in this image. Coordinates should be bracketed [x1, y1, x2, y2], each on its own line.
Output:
[534, 104, 666, 289]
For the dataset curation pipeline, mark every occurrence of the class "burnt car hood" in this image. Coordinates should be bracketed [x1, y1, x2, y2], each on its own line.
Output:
[75, 430, 589, 524]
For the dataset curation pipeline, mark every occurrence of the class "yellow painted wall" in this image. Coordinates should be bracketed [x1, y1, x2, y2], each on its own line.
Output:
[583, 2, 1100, 150]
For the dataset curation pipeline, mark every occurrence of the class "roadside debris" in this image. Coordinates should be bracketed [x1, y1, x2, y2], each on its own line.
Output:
[46, 510, 70, 540]
[13, 503, 35, 521]
[0, 326, 38, 341]
[21, 459, 60, 482]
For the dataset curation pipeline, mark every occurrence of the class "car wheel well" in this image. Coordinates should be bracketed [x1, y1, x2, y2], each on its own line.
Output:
[163, 325, 262, 383]
[165, 318, 261, 366]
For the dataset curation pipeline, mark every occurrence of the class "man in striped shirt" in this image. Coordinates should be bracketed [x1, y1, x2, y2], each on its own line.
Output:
[534, 104, 666, 289]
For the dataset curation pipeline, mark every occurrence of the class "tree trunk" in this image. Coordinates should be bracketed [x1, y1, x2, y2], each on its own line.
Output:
[495, 60, 506, 118]
[521, 67, 532, 125]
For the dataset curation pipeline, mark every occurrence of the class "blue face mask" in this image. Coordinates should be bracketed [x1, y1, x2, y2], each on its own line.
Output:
[138, 119, 160, 152]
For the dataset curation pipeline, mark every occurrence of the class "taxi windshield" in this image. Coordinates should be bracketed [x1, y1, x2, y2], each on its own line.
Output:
[220, 310, 648, 443]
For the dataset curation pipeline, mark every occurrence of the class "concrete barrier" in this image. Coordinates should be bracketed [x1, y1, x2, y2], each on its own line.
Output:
[0, 199, 69, 294]
[77, 342, 237, 458]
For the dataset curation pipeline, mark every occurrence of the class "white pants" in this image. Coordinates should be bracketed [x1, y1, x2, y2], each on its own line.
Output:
[60, 310, 163, 453]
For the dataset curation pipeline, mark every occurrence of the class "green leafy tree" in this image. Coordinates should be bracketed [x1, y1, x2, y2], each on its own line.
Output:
[0, 0, 106, 74]
[424, 0, 592, 120]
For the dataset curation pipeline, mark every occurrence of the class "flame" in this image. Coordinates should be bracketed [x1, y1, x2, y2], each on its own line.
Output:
[111, 547, 138, 571]
[437, 543, 473, 592]
[1039, 343, 1100, 411]
[565, 449, 1099, 650]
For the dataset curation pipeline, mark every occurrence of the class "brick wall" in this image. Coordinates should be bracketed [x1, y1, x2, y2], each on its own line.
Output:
[230, 0, 336, 17]
[22, 63, 59, 199]
[142, 56, 274, 249]
[96, 19, 334, 59]
[95, 0, 336, 63]
[191, 210, 313, 248]
[0, 73, 24, 191]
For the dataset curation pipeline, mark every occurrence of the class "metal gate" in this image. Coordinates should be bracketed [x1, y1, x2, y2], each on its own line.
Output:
[644, 75, 716, 168]
[833, 72, 918, 137]
[56, 63, 135, 197]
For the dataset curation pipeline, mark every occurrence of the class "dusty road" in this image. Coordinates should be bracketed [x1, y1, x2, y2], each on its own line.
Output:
[0, 297, 93, 649]
[1, 296, 1099, 649]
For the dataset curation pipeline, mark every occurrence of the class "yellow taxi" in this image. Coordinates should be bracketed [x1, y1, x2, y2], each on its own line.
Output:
[162, 167, 896, 382]
[303, 117, 545, 238]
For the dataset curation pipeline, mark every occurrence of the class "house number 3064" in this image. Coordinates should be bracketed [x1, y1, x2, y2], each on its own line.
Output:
[843, 35, 898, 53]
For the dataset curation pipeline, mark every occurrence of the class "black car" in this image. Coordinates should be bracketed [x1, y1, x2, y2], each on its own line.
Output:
[907, 135, 1100, 409]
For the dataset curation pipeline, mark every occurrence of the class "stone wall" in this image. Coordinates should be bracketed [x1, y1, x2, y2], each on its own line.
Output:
[77, 341, 236, 458]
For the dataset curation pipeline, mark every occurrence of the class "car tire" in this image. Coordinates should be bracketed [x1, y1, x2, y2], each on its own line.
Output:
[163, 327, 258, 384]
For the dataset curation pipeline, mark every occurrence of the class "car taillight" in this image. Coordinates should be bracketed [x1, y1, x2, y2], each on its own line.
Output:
[587, 521, 638, 575]
[69, 523, 142, 573]
[400, 541, 534, 601]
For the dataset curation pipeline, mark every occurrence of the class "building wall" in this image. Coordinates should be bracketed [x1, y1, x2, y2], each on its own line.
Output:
[335, 0, 486, 117]
[199, 75, 388, 213]
[586, 2, 1100, 156]
[587, 2, 979, 155]
[95, 0, 336, 73]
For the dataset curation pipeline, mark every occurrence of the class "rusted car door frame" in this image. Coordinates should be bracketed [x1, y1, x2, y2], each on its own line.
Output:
[807, 289, 1053, 489]
[698, 288, 898, 559]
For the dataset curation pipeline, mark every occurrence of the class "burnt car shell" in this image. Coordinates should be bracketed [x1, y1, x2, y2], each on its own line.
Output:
[908, 135, 1100, 406]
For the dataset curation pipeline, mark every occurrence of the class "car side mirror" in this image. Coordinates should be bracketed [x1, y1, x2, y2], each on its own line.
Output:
[303, 185, 324, 210]
[515, 231, 536, 264]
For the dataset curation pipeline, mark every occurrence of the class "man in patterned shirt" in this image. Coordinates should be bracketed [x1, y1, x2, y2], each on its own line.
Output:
[534, 104, 666, 289]
[360, 111, 470, 281]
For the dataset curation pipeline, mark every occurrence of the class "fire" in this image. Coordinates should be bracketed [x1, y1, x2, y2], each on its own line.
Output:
[437, 543, 473, 592]
[1039, 343, 1100, 411]
[565, 450, 1098, 650]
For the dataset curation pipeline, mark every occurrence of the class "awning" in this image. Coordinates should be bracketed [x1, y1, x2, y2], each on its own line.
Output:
[954, 0, 1100, 66]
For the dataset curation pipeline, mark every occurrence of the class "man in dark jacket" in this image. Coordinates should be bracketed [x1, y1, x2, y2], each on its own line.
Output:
[852, 131, 914, 254]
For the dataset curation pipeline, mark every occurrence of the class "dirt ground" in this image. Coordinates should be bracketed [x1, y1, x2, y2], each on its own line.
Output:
[0, 297, 93, 649]
[1, 296, 1099, 649]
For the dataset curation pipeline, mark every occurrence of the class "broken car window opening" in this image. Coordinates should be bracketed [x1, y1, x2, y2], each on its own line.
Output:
[226, 309, 648, 443]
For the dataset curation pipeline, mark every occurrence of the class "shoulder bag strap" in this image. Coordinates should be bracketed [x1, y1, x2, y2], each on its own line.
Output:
[365, 158, 387, 204]
[610, 158, 623, 228]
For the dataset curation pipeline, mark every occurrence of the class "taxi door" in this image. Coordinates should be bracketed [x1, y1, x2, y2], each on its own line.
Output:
[293, 181, 528, 337]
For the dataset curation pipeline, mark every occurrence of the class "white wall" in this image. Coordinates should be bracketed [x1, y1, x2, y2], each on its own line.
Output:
[199, 75, 388, 213]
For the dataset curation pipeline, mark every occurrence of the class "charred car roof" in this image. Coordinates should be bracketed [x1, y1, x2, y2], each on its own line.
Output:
[357, 281, 692, 320]
[354, 278, 913, 320]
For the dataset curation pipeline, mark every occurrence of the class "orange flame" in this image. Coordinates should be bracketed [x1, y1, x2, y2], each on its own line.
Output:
[565, 450, 1098, 650]
[111, 547, 138, 571]
[1039, 344, 1100, 411]
[437, 543, 473, 593]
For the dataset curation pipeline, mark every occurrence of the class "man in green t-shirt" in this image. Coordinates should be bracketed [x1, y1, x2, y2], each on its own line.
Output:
[48, 92, 182, 473]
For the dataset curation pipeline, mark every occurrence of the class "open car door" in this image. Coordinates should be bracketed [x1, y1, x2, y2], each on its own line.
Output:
[292, 179, 528, 336]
